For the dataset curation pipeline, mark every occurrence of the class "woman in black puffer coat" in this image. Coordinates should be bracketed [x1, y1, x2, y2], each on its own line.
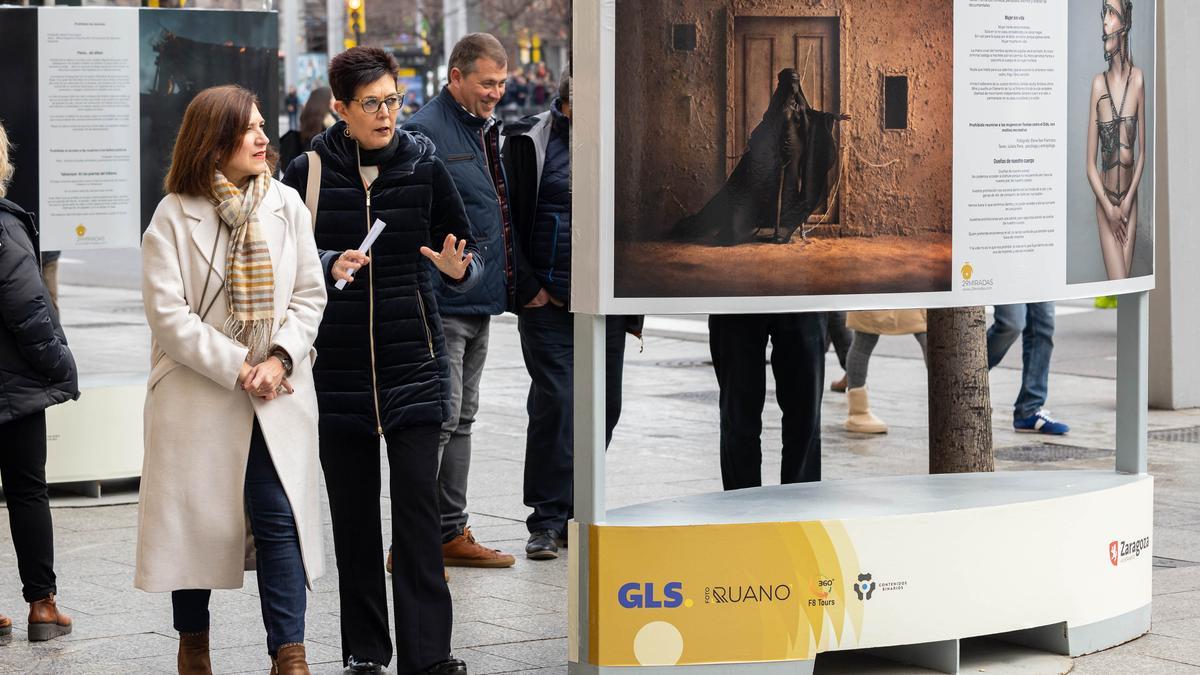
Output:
[281, 47, 478, 675]
[0, 122, 79, 641]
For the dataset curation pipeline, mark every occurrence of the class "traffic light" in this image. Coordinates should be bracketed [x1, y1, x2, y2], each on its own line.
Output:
[346, 0, 365, 46]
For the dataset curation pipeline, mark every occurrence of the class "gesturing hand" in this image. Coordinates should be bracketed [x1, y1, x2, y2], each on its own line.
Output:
[420, 234, 474, 281]
[332, 250, 371, 284]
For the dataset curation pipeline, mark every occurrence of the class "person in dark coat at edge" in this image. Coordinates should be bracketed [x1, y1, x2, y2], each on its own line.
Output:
[403, 33, 543, 571]
[670, 68, 848, 245]
[281, 47, 479, 675]
[501, 75, 642, 560]
[0, 121, 78, 643]
[699, 69, 850, 490]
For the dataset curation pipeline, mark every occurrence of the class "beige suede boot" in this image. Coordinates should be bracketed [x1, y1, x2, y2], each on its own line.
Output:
[845, 387, 887, 434]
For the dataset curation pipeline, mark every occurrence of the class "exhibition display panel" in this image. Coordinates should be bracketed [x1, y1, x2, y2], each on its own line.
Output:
[569, 0, 1156, 671]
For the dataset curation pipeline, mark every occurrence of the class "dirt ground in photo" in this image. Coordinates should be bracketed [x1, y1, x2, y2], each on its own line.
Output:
[615, 233, 952, 298]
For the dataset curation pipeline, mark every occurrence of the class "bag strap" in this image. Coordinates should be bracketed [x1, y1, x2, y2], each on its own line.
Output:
[304, 150, 321, 229]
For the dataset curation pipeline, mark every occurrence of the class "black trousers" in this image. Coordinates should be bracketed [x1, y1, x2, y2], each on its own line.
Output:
[0, 410, 56, 602]
[708, 313, 826, 491]
[320, 422, 451, 673]
[518, 305, 627, 535]
[825, 311, 853, 371]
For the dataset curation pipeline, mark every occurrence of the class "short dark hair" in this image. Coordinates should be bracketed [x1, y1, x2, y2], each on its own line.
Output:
[164, 85, 262, 198]
[558, 74, 570, 105]
[329, 46, 399, 102]
[448, 33, 507, 76]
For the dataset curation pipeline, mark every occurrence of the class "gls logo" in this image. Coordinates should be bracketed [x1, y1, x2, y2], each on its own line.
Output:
[618, 581, 684, 609]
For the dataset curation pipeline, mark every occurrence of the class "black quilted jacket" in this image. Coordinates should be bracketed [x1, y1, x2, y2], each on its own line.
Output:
[281, 124, 480, 434]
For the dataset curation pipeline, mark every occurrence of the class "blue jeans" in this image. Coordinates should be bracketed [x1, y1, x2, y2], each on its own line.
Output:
[173, 419, 306, 657]
[987, 302, 1055, 419]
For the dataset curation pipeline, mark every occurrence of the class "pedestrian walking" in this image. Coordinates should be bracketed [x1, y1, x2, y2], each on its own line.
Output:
[988, 303, 1070, 434]
[842, 310, 928, 434]
[281, 46, 478, 675]
[404, 33, 539, 571]
[0, 120, 79, 644]
[135, 85, 328, 674]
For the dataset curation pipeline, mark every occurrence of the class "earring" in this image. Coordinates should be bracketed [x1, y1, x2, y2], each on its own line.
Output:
[343, 127, 352, 138]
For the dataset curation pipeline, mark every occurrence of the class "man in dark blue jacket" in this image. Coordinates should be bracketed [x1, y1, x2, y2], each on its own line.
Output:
[404, 33, 539, 569]
[502, 77, 637, 559]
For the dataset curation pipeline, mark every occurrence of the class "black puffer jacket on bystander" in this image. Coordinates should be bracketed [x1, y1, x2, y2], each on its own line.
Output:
[282, 122, 481, 435]
[0, 198, 79, 425]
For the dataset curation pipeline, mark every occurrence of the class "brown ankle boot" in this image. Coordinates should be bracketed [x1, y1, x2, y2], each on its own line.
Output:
[271, 643, 310, 674]
[27, 594, 71, 641]
[178, 630, 212, 674]
[0, 613, 11, 636]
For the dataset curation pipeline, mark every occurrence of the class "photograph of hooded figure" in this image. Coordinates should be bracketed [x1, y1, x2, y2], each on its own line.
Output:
[670, 68, 848, 246]
[612, 0, 953, 300]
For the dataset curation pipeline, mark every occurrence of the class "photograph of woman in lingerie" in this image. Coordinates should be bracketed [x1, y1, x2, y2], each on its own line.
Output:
[1085, 0, 1145, 280]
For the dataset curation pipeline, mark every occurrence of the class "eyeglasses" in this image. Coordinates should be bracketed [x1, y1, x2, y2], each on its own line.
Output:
[346, 93, 405, 114]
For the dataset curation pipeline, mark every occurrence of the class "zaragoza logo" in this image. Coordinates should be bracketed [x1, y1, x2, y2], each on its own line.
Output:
[1109, 541, 1120, 566]
[961, 262, 974, 280]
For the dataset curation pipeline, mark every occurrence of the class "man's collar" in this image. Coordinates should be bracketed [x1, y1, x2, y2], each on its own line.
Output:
[440, 86, 498, 131]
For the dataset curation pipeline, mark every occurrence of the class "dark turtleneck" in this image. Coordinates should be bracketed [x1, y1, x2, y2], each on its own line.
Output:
[357, 132, 400, 167]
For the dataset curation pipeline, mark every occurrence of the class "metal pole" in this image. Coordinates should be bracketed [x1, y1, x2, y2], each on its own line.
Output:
[574, 313, 606, 524]
[1116, 290, 1149, 474]
[326, 0, 343, 63]
[281, 0, 300, 98]
[572, 312, 605, 668]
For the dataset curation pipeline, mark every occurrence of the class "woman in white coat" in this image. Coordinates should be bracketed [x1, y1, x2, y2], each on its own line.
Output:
[136, 85, 327, 675]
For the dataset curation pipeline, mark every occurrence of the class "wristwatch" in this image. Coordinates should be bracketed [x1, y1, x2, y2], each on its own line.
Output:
[270, 347, 294, 376]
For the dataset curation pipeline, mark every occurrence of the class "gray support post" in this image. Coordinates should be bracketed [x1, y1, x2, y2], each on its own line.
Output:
[574, 312, 607, 523]
[281, 0, 300, 102]
[326, 0, 343, 63]
[572, 312, 606, 667]
[1116, 291, 1149, 474]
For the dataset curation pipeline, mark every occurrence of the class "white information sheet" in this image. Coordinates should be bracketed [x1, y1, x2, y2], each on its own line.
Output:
[38, 7, 140, 250]
[952, 0, 1070, 305]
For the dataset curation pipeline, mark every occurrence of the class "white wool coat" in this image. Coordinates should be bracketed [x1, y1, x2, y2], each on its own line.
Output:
[135, 180, 327, 592]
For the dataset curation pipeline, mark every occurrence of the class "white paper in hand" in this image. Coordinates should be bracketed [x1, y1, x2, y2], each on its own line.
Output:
[335, 218, 386, 290]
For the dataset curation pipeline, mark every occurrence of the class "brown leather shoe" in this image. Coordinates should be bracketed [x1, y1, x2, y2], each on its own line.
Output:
[27, 594, 71, 641]
[443, 526, 515, 568]
[178, 630, 211, 674]
[0, 613, 11, 636]
[271, 643, 311, 674]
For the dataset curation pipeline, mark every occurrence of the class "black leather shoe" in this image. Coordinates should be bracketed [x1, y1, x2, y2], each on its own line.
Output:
[347, 655, 384, 672]
[526, 530, 561, 560]
[424, 657, 467, 674]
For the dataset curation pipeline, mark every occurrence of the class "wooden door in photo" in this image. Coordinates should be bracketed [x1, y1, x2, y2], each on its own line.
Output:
[730, 15, 841, 224]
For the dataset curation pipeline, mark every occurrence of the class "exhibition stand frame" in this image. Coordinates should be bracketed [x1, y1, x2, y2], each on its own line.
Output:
[567, 2, 1155, 671]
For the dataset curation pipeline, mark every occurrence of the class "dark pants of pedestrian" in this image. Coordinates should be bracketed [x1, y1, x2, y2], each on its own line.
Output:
[173, 419, 306, 657]
[519, 305, 627, 535]
[825, 311, 853, 371]
[319, 422, 451, 673]
[709, 313, 827, 491]
[0, 410, 57, 602]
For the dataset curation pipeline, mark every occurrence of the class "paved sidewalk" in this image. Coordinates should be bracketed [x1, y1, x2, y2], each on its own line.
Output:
[0, 285, 1197, 673]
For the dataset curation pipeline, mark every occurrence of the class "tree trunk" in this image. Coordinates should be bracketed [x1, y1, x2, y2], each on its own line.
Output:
[927, 307, 994, 473]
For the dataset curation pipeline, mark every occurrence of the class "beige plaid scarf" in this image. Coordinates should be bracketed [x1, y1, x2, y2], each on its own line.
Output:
[212, 170, 274, 364]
